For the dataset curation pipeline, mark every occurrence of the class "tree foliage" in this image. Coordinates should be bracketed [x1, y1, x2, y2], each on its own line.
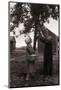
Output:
[10, 2, 59, 50]
[10, 2, 59, 33]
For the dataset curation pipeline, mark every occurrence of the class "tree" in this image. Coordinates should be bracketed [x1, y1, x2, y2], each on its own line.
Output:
[30, 4, 59, 50]
[10, 2, 59, 50]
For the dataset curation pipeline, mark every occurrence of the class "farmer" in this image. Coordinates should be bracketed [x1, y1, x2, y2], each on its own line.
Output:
[25, 33, 36, 81]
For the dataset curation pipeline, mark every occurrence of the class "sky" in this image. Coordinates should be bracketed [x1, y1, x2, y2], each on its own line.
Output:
[10, 2, 59, 48]
[44, 17, 59, 36]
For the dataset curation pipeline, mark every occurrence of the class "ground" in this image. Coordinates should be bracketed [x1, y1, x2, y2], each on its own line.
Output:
[9, 48, 59, 88]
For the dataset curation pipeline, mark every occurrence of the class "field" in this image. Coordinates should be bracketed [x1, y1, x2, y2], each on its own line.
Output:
[9, 47, 59, 88]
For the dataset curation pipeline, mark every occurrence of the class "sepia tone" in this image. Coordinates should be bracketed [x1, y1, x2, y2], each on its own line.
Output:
[9, 2, 59, 88]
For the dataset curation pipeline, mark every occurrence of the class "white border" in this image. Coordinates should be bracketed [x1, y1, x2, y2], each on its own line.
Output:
[0, 0, 61, 90]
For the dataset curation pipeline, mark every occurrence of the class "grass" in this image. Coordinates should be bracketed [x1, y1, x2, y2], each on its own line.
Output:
[9, 48, 59, 88]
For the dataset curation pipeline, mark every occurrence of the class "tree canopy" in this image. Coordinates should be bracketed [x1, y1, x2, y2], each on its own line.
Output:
[10, 2, 59, 33]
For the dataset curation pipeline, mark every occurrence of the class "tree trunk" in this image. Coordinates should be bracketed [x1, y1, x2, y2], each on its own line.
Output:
[33, 16, 39, 51]
[33, 27, 37, 51]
